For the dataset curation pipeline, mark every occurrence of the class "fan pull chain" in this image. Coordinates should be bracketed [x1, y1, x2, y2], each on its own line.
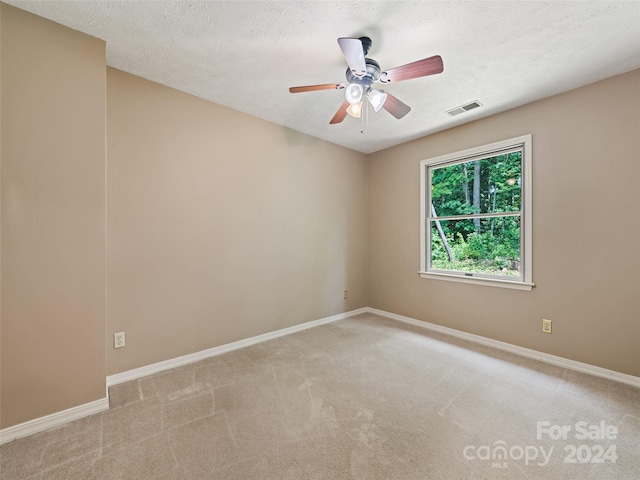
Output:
[361, 98, 368, 134]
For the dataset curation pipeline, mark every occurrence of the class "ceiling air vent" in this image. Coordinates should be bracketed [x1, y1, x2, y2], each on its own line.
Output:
[446, 100, 483, 117]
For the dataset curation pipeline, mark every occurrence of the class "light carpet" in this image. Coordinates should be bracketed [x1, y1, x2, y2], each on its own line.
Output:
[1, 313, 638, 479]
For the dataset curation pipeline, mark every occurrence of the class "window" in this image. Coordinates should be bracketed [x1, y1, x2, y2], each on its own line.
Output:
[420, 135, 533, 290]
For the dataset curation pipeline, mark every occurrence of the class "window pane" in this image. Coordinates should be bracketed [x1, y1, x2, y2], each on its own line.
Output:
[430, 151, 522, 216]
[430, 217, 521, 277]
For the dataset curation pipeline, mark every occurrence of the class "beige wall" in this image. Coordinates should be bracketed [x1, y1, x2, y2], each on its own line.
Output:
[369, 69, 640, 377]
[106, 69, 369, 374]
[0, 4, 106, 428]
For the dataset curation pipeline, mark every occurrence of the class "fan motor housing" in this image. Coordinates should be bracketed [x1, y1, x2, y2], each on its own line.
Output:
[346, 58, 381, 89]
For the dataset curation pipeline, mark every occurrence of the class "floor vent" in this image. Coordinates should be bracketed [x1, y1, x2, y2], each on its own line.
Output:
[446, 100, 483, 117]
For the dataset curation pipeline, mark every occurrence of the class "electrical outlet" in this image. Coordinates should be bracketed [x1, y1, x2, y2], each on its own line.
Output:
[542, 319, 552, 334]
[344, 290, 348, 300]
[114, 332, 125, 348]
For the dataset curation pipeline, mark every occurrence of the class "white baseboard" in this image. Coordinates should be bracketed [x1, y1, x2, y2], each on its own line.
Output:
[1, 308, 368, 445]
[107, 307, 369, 386]
[366, 307, 640, 389]
[5, 305, 636, 445]
[0, 397, 109, 445]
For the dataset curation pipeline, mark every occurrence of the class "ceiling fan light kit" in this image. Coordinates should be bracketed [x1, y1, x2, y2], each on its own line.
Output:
[289, 36, 443, 126]
[345, 83, 364, 104]
[368, 89, 387, 112]
[346, 102, 362, 119]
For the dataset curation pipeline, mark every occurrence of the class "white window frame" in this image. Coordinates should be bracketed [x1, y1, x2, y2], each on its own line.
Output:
[419, 134, 534, 291]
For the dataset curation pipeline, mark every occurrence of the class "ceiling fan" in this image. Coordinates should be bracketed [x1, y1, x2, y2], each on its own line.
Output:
[289, 37, 443, 124]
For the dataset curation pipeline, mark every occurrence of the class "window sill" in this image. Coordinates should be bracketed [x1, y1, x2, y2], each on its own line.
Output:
[418, 271, 534, 291]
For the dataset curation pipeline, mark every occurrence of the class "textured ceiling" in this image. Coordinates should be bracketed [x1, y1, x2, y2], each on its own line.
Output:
[6, 1, 640, 154]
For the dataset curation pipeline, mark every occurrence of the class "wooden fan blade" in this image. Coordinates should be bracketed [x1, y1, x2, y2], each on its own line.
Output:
[382, 93, 411, 119]
[379, 55, 443, 83]
[289, 84, 343, 93]
[337, 38, 367, 78]
[330, 101, 350, 124]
